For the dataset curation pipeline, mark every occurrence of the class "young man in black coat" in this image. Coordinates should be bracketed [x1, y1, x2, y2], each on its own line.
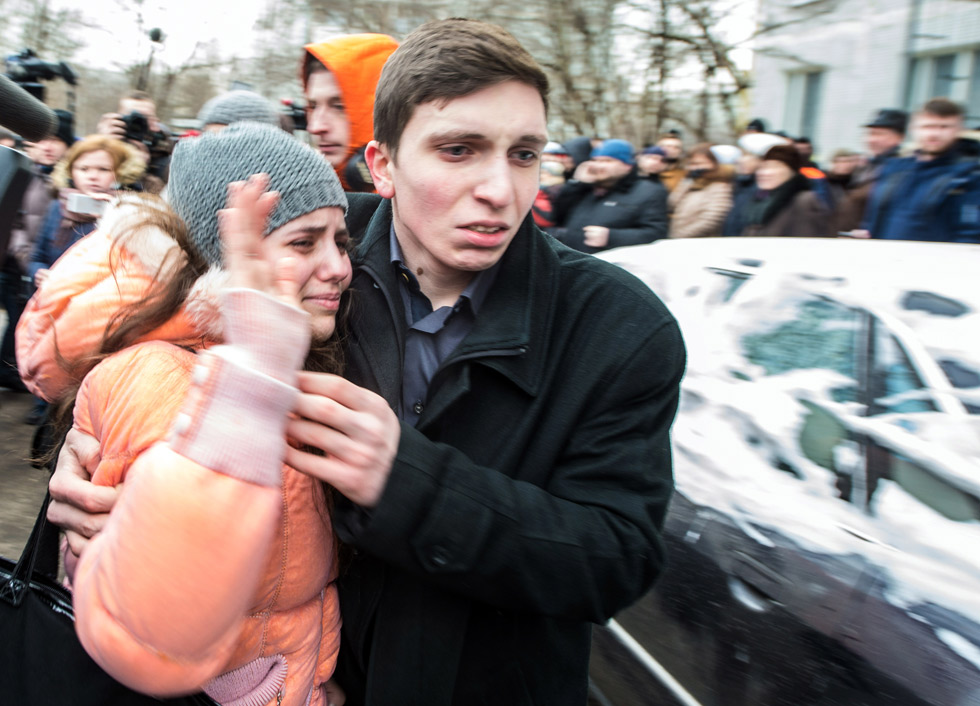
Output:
[46, 18, 685, 706]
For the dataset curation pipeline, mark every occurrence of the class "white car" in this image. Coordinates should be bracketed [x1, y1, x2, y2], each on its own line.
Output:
[590, 238, 980, 706]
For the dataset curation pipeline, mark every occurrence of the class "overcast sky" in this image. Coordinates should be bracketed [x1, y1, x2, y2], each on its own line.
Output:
[70, 0, 271, 71]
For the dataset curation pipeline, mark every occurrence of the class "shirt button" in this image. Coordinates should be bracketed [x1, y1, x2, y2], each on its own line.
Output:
[430, 546, 450, 567]
[413, 401, 424, 415]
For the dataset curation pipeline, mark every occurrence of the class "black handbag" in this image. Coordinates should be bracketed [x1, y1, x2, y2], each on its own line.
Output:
[0, 492, 218, 705]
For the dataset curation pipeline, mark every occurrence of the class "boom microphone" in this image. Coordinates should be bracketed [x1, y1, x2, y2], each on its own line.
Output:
[0, 73, 56, 142]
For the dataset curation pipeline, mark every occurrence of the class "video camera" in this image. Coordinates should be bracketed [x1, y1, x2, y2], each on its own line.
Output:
[281, 98, 307, 133]
[5, 49, 76, 102]
[121, 111, 151, 145]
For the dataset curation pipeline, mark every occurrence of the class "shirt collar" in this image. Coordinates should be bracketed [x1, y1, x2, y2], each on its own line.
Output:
[388, 224, 500, 316]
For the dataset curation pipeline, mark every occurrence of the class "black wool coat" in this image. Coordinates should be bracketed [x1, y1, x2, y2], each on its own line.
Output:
[332, 194, 686, 706]
[549, 167, 668, 253]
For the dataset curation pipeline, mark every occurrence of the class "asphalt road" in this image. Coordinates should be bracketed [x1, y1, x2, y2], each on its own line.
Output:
[0, 386, 48, 559]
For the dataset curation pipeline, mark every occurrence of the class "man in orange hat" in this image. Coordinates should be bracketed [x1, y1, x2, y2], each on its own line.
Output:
[302, 34, 399, 191]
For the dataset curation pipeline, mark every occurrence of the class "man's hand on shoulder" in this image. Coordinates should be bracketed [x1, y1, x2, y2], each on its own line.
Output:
[48, 428, 118, 561]
[286, 372, 400, 507]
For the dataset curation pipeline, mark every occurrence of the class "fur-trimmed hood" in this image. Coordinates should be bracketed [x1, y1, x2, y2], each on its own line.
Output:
[16, 192, 231, 401]
[52, 139, 148, 191]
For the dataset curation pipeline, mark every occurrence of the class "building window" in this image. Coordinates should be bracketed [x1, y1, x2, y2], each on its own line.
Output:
[784, 71, 823, 138]
[969, 51, 980, 123]
[905, 51, 976, 111]
[933, 54, 957, 99]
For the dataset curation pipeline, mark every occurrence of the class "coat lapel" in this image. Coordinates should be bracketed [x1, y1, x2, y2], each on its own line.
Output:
[421, 217, 561, 426]
[347, 198, 405, 408]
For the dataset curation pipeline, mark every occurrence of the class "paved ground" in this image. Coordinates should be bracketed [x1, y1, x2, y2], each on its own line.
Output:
[0, 387, 48, 559]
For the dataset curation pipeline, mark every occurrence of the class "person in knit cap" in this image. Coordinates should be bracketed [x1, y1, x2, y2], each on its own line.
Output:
[550, 137, 667, 252]
[197, 89, 281, 132]
[730, 143, 831, 236]
[723, 131, 790, 236]
[301, 33, 399, 191]
[16, 122, 356, 706]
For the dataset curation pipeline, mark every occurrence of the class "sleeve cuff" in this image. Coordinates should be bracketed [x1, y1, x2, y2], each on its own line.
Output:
[219, 289, 310, 384]
[167, 350, 295, 487]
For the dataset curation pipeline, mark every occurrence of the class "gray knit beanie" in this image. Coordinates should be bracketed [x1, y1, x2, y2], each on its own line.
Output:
[197, 90, 280, 128]
[168, 122, 347, 267]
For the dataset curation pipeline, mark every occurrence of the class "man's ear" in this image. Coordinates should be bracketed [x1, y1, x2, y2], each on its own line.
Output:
[365, 140, 395, 199]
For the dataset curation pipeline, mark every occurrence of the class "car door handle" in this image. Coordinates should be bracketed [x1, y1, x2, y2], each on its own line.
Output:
[728, 575, 779, 613]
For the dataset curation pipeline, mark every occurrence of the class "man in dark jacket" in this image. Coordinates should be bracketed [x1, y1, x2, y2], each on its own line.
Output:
[859, 98, 980, 242]
[550, 138, 667, 253]
[44, 19, 684, 706]
[314, 22, 683, 704]
[834, 108, 907, 233]
[45, 18, 685, 706]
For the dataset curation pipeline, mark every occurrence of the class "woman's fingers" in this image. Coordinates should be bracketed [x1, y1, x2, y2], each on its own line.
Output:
[274, 256, 302, 309]
[220, 174, 281, 293]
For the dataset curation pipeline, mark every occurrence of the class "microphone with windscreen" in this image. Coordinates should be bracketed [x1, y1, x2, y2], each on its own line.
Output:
[0, 73, 56, 142]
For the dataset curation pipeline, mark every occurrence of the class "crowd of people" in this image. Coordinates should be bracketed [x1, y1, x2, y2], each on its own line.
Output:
[535, 96, 980, 252]
[1, 17, 978, 706]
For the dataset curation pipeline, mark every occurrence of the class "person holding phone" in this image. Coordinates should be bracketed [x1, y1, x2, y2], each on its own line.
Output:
[29, 135, 146, 289]
[22, 135, 147, 425]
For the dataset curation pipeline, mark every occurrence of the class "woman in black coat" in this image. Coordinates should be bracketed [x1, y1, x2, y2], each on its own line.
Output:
[731, 145, 831, 237]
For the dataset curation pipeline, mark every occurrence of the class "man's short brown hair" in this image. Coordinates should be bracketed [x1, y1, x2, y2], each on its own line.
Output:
[373, 18, 549, 157]
[920, 97, 964, 119]
[302, 52, 330, 85]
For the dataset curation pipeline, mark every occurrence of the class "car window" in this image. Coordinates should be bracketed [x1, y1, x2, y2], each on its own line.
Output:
[870, 445, 980, 523]
[741, 296, 861, 403]
[937, 358, 980, 414]
[870, 324, 938, 414]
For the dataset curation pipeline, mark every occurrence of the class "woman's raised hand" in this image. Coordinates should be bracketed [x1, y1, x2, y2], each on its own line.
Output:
[219, 174, 301, 309]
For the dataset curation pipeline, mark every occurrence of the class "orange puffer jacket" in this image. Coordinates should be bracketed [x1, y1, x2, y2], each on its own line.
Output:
[16, 195, 341, 706]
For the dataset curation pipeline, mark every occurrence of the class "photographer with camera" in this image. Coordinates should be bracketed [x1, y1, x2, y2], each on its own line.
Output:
[21, 134, 145, 423]
[96, 90, 172, 185]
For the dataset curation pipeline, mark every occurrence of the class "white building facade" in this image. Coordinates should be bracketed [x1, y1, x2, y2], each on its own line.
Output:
[750, 0, 980, 158]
